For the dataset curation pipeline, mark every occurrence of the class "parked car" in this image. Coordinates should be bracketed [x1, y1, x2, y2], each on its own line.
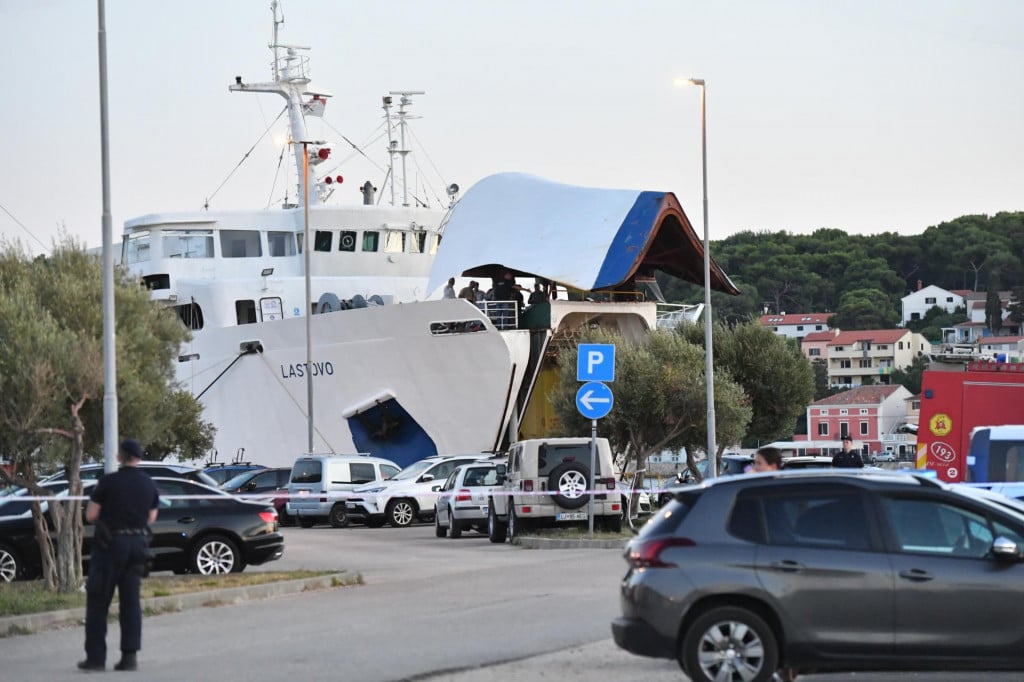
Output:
[781, 455, 835, 469]
[612, 469, 1024, 681]
[659, 454, 755, 506]
[616, 480, 652, 518]
[203, 462, 266, 486]
[0, 480, 70, 521]
[346, 455, 484, 528]
[287, 454, 401, 528]
[41, 462, 219, 487]
[487, 438, 623, 541]
[434, 461, 503, 538]
[871, 452, 898, 463]
[221, 467, 293, 525]
[0, 477, 283, 582]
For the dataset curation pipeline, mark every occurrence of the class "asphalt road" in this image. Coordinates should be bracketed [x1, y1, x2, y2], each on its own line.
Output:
[1, 524, 1021, 681]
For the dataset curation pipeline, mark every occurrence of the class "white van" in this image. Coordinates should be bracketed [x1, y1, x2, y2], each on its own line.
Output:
[286, 454, 400, 528]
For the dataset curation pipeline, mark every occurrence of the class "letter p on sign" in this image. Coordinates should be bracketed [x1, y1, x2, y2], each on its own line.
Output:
[577, 343, 615, 383]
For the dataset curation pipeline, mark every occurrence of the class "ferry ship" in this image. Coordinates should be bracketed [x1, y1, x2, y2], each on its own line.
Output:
[122, 3, 738, 469]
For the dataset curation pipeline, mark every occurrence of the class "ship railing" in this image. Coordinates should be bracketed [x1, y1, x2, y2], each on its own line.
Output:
[656, 303, 703, 330]
[478, 300, 519, 331]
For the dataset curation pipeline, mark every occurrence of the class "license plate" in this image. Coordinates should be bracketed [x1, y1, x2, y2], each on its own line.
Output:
[556, 511, 587, 521]
[481, 506, 488, 515]
[297, 490, 309, 496]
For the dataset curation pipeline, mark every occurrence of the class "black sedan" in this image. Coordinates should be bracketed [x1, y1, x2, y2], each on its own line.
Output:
[0, 477, 284, 582]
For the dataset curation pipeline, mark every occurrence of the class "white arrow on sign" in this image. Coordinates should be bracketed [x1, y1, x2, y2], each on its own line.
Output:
[579, 389, 611, 411]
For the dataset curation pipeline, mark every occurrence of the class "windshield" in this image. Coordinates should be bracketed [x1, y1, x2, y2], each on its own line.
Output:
[393, 460, 434, 481]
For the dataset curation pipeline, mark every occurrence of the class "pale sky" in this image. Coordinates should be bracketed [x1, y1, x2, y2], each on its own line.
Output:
[3, 0, 1022, 254]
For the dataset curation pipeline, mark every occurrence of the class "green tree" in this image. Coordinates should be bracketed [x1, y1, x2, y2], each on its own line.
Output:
[829, 289, 901, 329]
[0, 238, 213, 592]
[986, 285, 1003, 335]
[678, 321, 815, 446]
[1008, 286, 1024, 325]
[548, 330, 751, 482]
[890, 355, 929, 395]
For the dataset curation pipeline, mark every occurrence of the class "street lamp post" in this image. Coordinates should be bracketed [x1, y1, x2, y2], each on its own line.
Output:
[688, 77, 717, 477]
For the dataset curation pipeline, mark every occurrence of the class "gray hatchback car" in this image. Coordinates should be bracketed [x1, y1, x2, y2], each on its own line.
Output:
[612, 469, 1024, 681]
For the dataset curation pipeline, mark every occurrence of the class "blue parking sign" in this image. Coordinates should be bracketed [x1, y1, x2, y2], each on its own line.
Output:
[577, 344, 615, 382]
[576, 381, 614, 420]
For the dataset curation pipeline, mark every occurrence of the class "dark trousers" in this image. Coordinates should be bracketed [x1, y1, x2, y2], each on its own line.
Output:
[84, 535, 148, 663]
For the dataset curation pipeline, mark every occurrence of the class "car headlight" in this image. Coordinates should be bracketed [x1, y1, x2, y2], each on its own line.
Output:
[362, 487, 386, 494]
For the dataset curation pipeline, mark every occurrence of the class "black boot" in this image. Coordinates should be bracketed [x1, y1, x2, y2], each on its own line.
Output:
[77, 659, 105, 672]
[114, 652, 137, 671]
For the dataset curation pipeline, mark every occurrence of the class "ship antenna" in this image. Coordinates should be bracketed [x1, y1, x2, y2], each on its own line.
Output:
[388, 90, 425, 207]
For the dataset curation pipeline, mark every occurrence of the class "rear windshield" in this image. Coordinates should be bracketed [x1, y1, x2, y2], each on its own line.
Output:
[463, 466, 498, 487]
[291, 460, 323, 484]
[537, 444, 605, 477]
[636, 490, 701, 538]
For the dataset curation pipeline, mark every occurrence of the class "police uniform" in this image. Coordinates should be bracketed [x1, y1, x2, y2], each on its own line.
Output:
[81, 444, 159, 672]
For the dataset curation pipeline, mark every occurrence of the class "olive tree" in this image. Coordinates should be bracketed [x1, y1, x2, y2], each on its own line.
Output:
[0, 238, 213, 592]
[548, 329, 752, 486]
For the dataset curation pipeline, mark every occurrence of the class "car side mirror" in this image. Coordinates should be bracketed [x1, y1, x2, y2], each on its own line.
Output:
[431, 484, 442, 492]
[419, 474, 435, 483]
[992, 536, 1021, 560]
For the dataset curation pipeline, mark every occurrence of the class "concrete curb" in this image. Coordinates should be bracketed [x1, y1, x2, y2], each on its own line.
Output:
[514, 536, 629, 550]
[0, 573, 350, 637]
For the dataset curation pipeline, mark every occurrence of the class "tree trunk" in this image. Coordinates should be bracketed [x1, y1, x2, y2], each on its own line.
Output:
[44, 400, 88, 593]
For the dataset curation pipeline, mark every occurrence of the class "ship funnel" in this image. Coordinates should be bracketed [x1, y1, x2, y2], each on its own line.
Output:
[361, 181, 377, 205]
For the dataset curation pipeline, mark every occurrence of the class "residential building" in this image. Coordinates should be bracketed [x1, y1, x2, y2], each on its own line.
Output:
[758, 313, 832, 340]
[979, 335, 1024, 361]
[940, 290, 1020, 345]
[807, 385, 916, 457]
[801, 329, 839, 361]
[826, 329, 929, 387]
[900, 283, 967, 326]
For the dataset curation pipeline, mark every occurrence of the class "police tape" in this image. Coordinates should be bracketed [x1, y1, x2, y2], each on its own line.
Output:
[5, 488, 660, 503]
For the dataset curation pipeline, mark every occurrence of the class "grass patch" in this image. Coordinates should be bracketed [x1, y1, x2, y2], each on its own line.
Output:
[0, 569, 345, 618]
[525, 525, 635, 540]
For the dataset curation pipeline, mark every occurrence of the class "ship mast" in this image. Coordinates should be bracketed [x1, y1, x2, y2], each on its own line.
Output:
[229, 1, 331, 206]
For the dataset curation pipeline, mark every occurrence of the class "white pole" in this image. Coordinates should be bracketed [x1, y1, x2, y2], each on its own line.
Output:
[97, 0, 118, 473]
[691, 78, 717, 477]
[303, 142, 314, 454]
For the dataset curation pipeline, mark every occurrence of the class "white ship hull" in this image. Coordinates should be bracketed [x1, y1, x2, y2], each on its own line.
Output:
[180, 299, 538, 469]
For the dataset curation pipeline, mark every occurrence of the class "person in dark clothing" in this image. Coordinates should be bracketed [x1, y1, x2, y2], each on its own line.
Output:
[527, 281, 548, 305]
[78, 439, 160, 673]
[831, 435, 865, 468]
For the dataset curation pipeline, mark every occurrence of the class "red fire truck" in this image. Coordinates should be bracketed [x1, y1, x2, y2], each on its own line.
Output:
[916, 360, 1024, 482]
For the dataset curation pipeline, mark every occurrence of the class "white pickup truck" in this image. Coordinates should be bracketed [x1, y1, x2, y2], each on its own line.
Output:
[487, 437, 622, 542]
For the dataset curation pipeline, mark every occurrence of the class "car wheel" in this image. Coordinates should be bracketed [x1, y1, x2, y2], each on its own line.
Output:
[386, 499, 416, 527]
[680, 606, 778, 682]
[277, 507, 296, 527]
[548, 462, 590, 509]
[448, 507, 462, 539]
[191, 535, 244, 575]
[435, 511, 447, 538]
[487, 502, 507, 544]
[0, 543, 20, 582]
[329, 504, 350, 529]
[297, 516, 315, 528]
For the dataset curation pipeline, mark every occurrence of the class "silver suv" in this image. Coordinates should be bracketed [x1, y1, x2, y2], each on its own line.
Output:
[487, 437, 622, 542]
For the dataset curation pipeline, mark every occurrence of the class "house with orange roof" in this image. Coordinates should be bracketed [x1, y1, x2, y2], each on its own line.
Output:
[801, 329, 840, 361]
[827, 329, 929, 387]
[758, 313, 832, 340]
[807, 384, 916, 457]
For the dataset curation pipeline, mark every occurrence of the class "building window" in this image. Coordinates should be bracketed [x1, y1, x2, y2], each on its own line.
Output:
[840, 409, 849, 415]
[925, 297, 936, 304]
[835, 346, 844, 351]
[860, 421, 869, 436]
[859, 408, 868, 415]
[818, 409, 828, 416]
[797, 325, 804, 331]
[946, 297, 954, 303]
[815, 325, 823, 331]
[859, 359, 872, 368]
[878, 345, 888, 350]
[910, 313, 921, 320]
[898, 341, 904, 350]
[818, 423, 829, 436]
[840, 360, 852, 369]
[809, 348, 821, 356]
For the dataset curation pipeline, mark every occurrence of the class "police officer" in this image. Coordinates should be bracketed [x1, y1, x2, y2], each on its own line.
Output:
[78, 439, 159, 672]
[831, 434, 865, 468]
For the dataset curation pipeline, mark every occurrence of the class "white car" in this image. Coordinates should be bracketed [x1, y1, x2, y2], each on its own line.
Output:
[345, 455, 485, 527]
[433, 461, 503, 538]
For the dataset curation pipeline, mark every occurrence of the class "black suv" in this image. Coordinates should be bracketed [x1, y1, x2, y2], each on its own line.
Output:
[614, 469, 1024, 681]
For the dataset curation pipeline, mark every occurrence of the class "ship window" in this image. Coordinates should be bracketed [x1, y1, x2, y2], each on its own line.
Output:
[268, 231, 296, 257]
[383, 231, 405, 253]
[314, 230, 333, 252]
[409, 232, 426, 254]
[362, 231, 379, 252]
[220, 230, 262, 258]
[339, 231, 357, 252]
[235, 300, 257, 325]
[429, 233, 441, 255]
[163, 230, 214, 259]
[174, 302, 204, 330]
[124, 231, 151, 264]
